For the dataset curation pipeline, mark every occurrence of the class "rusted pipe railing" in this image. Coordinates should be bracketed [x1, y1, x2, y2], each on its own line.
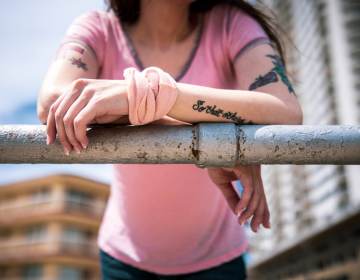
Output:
[0, 124, 359, 166]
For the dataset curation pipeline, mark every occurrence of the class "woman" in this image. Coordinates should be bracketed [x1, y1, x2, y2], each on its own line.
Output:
[37, 0, 303, 279]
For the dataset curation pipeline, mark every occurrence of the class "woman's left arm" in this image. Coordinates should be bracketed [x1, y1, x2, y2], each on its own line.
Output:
[168, 44, 303, 125]
[203, 44, 303, 233]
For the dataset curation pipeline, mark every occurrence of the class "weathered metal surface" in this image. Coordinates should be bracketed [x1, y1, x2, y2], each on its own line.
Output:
[237, 125, 360, 164]
[0, 124, 359, 165]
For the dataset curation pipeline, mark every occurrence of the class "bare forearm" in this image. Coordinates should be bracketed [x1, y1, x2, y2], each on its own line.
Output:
[37, 43, 99, 124]
[168, 83, 302, 125]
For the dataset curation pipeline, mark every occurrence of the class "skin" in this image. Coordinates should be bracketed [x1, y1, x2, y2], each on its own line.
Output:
[37, 0, 303, 233]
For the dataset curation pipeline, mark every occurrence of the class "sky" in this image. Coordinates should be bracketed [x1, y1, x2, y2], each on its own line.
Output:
[0, 0, 114, 185]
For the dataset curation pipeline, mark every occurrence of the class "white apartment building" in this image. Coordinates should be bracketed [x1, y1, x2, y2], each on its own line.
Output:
[248, 0, 360, 278]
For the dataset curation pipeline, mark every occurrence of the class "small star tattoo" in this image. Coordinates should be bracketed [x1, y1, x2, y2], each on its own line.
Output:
[69, 57, 88, 71]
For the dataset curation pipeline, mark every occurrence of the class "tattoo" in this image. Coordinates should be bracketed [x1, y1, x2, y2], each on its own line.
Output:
[267, 54, 295, 94]
[249, 71, 278, 91]
[192, 100, 254, 124]
[248, 54, 295, 94]
[56, 44, 86, 59]
[69, 57, 88, 71]
[63, 45, 85, 55]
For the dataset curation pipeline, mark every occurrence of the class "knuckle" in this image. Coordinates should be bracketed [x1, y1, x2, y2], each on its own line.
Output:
[82, 88, 95, 99]
[54, 111, 62, 121]
[73, 117, 83, 129]
[243, 211, 252, 219]
[73, 78, 86, 88]
[91, 96, 102, 106]
[49, 105, 57, 114]
[63, 115, 72, 126]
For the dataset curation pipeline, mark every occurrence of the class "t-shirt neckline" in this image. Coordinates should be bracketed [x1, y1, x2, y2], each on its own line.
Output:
[118, 15, 205, 82]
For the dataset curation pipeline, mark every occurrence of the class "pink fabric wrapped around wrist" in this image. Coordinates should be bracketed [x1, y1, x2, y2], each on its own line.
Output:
[123, 67, 178, 125]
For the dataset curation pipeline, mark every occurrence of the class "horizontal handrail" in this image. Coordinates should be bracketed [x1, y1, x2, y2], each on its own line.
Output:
[0, 124, 359, 165]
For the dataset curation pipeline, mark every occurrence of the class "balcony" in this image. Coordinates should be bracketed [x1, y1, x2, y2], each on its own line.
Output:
[0, 239, 99, 265]
[0, 199, 105, 226]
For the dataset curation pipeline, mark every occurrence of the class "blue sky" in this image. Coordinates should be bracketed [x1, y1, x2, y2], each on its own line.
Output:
[0, 0, 114, 185]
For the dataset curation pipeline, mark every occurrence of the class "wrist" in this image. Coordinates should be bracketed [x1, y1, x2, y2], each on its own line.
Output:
[122, 90, 129, 116]
[118, 84, 129, 116]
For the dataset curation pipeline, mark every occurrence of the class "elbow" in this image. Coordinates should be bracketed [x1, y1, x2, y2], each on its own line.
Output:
[287, 102, 303, 125]
[37, 88, 62, 125]
[37, 105, 49, 125]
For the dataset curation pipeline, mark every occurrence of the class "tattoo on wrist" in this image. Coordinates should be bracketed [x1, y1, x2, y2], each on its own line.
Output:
[192, 100, 254, 124]
[249, 54, 295, 94]
[69, 57, 88, 71]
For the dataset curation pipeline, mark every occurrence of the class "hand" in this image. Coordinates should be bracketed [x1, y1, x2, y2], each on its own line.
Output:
[207, 165, 270, 232]
[46, 78, 129, 154]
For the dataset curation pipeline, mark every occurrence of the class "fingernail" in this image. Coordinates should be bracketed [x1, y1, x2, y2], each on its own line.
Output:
[75, 147, 81, 154]
[82, 143, 87, 149]
[64, 148, 70, 156]
[46, 136, 49, 145]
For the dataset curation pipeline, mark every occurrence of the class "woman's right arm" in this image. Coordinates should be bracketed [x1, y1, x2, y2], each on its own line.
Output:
[37, 42, 99, 124]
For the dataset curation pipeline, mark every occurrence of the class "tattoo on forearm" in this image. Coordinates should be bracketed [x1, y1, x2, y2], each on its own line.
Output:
[192, 100, 254, 124]
[69, 57, 88, 71]
[248, 54, 295, 94]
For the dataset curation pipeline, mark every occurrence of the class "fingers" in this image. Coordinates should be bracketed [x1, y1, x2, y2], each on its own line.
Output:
[238, 186, 260, 227]
[73, 100, 101, 148]
[232, 165, 271, 233]
[216, 182, 240, 215]
[263, 199, 271, 229]
[63, 89, 94, 151]
[254, 166, 271, 229]
[261, 180, 271, 229]
[46, 79, 88, 155]
[250, 195, 265, 232]
[47, 95, 62, 145]
[233, 166, 254, 216]
[47, 93, 73, 154]
[55, 80, 88, 153]
[238, 165, 261, 226]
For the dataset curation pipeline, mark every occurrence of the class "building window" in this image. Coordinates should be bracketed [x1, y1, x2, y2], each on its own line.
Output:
[62, 227, 86, 244]
[22, 264, 42, 280]
[66, 189, 92, 204]
[31, 188, 50, 203]
[58, 266, 83, 280]
[65, 189, 95, 214]
[26, 225, 46, 243]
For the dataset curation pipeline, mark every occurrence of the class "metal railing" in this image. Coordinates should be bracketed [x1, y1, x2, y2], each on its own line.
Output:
[0, 124, 359, 166]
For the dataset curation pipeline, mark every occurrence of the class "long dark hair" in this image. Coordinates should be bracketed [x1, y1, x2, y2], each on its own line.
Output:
[106, 0, 286, 62]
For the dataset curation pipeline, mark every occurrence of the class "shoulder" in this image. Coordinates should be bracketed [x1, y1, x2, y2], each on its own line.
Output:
[69, 10, 114, 31]
[64, 10, 116, 66]
[206, 4, 264, 32]
[208, 4, 269, 61]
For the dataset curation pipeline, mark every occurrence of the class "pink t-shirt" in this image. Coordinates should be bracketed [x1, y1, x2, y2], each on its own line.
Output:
[63, 5, 269, 275]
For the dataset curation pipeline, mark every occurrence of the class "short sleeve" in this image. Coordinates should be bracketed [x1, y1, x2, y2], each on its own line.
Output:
[226, 6, 270, 62]
[61, 10, 106, 65]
